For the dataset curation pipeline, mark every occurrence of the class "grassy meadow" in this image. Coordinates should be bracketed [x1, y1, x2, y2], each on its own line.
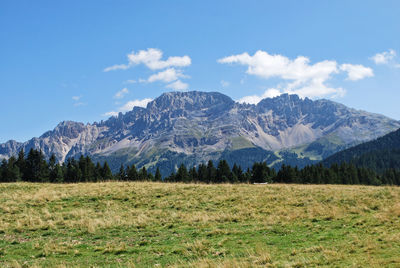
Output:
[0, 182, 399, 267]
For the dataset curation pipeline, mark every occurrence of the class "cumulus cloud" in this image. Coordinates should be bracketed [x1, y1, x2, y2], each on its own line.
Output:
[105, 48, 191, 90]
[114, 88, 129, 99]
[219, 50, 373, 101]
[370, 49, 396, 65]
[340, 64, 374, 81]
[127, 48, 191, 70]
[104, 64, 130, 72]
[166, 80, 189, 91]
[146, 68, 186, 83]
[218, 51, 338, 81]
[104, 48, 191, 72]
[72, 96, 81, 101]
[103, 98, 153, 117]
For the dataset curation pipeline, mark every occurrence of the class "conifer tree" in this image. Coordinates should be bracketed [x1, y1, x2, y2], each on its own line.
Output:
[217, 160, 232, 183]
[0, 159, 7, 182]
[127, 164, 138, 181]
[16, 149, 25, 179]
[118, 164, 126, 181]
[51, 163, 64, 183]
[175, 164, 189, 182]
[197, 163, 208, 182]
[102, 162, 113, 181]
[94, 162, 102, 182]
[155, 167, 162, 181]
[188, 166, 197, 182]
[207, 160, 216, 183]
[139, 166, 148, 180]
[5, 156, 21, 182]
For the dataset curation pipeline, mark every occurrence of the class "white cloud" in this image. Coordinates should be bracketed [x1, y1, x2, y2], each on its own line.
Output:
[146, 68, 186, 83]
[103, 111, 119, 117]
[166, 80, 188, 91]
[72, 96, 81, 101]
[114, 88, 129, 99]
[218, 51, 338, 81]
[105, 48, 191, 90]
[220, 80, 230, 87]
[103, 98, 153, 117]
[219, 50, 373, 100]
[104, 64, 130, 72]
[340, 64, 374, 81]
[104, 48, 191, 72]
[287, 80, 346, 99]
[119, 98, 153, 111]
[238, 88, 281, 104]
[370, 49, 396, 65]
[127, 48, 191, 70]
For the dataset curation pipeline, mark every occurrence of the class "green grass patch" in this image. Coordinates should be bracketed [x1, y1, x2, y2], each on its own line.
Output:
[0, 182, 399, 267]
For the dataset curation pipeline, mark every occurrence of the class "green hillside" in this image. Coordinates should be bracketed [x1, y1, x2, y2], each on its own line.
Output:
[322, 128, 400, 172]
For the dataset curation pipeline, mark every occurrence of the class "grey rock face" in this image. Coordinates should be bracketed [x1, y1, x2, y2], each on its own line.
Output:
[1, 91, 399, 168]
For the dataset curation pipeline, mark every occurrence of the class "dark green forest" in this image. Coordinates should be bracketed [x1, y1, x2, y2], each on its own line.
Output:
[1, 148, 399, 185]
[323, 128, 400, 172]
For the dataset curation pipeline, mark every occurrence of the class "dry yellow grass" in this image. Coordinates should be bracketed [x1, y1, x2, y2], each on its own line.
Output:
[0, 182, 399, 267]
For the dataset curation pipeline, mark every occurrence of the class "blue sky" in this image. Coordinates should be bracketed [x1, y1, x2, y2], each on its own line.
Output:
[1, 0, 399, 142]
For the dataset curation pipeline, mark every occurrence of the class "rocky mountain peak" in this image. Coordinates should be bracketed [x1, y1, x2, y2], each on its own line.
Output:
[147, 91, 235, 113]
[41, 121, 86, 139]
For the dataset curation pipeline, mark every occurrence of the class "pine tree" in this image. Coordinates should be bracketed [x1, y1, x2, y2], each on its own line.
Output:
[94, 162, 102, 182]
[0, 159, 7, 182]
[175, 164, 189, 182]
[118, 164, 126, 181]
[197, 163, 208, 182]
[78, 155, 88, 182]
[16, 149, 26, 179]
[232, 163, 242, 183]
[127, 164, 138, 181]
[188, 166, 197, 182]
[252, 162, 272, 183]
[139, 166, 148, 181]
[25, 149, 48, 181]
[51, 163, 64, 183]
[102, 162, 113, 181]
[155, 167, 162, 181]
[217, 160, 232, 183]
[207, 160, 216, 183]
[86, 156, 95, 181]
[48, 154, 57, 182]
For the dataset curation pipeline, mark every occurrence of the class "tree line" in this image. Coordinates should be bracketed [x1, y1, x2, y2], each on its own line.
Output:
[1, 149, 399, 185]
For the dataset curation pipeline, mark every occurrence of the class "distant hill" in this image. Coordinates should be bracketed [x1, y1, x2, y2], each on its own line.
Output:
[1, 91, 400, 175]
[322, 128, 400, 172]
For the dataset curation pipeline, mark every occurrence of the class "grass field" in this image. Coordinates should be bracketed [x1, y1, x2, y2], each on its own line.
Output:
[0, 182, 399, 267]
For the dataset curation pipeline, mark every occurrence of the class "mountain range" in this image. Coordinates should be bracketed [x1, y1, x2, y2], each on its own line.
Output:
[1, 91, 399, 175]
